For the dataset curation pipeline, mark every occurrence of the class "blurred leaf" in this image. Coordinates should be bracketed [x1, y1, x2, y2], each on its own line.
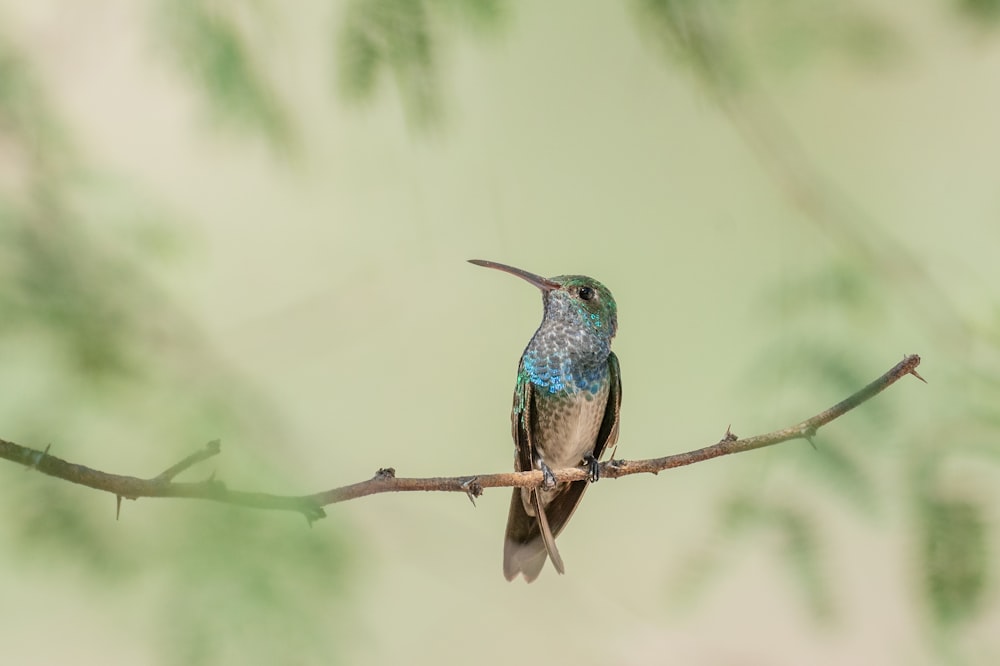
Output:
[335, 0, 508, 129]
[955, 0, 1000, 24]
[763, 261, 882, 320]
[0, 200, 141, 379]
[0, 34, 74, 189]
[431, 0, 506, 35]
[337, 0, 442, 127]
[753, 264, 887, 414]
[722, 496, 835, 620]
[747, 341, 889, 430]
[0, 36, 57, 143]
[9, 483, 140, 578]
[66, 170, 191, 264]
[791, 347, 871, 398]
[747, 0, 901, 73]
[632, 0, 743, 93]
[155, 0, 295, 151]
[337, 4, 382, 102]
[838, 13, 901, 65]
[1, 18, 354, 663]
[796, 436, 877, 515]
[779, 505, 835, 621]
[665, 543, 727, 611]
[633, 0, 901, 96]
[920, 497, 989, 625]
[967, 312, 1000, 427]
[6, 472, 355, 666]
[157, 510, 353, 666]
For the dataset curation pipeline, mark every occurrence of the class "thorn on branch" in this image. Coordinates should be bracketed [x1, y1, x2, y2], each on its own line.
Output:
[899, 353, 926, 383]
[460, 477, 483, 506]
[801, 426, 818, 450]
[116, 494, 122, 520]
[301, 502, 326, 525]
[603, 458, 627, 479]
[24, 443, 52, 472]
[204, 478, 227, 492]
[721, 425, 738, 443]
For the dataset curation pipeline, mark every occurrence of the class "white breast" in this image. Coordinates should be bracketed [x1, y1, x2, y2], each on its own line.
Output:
[532, 383, 610, 469]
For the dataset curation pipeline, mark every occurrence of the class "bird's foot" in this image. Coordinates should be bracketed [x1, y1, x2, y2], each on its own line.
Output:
[540, 462, 557, 490]
[584, 453, 600, 482]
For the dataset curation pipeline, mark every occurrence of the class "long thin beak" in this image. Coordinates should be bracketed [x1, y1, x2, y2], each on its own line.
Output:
[468, 259, 560, 291]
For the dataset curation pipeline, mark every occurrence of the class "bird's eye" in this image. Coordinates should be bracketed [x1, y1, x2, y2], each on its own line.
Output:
[579, 286, 594, 301]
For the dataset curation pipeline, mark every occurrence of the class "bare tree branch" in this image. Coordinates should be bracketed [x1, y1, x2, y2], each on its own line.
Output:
[0, 354, 923, 522]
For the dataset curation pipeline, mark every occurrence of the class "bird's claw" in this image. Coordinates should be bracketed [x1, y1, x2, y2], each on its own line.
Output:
[584, 453, 600, 482]
[540, 463, 557, 489]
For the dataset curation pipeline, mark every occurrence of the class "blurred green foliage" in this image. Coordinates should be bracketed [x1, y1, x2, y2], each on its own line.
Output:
[157, 510, 351, 666]
[0, 39, 70, 172]
[668, 256, 1000, 662]
[723, 495, 836, 620]
[957, 0, 1000, 24]
[631, 0, 899, 97]
[337, 0, 506, 127]
[155, 0, 295, 151]
[338, 0, 442, 126]
[632, 0, 744, 92]
[623, 5, 999, 653]
[0, 34, 134, 380]
[921, 496, 989, 625]
[0, 23, 352, 666]
[2, 1, 1000, 664]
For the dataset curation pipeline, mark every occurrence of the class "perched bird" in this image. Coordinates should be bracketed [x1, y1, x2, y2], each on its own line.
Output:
[469, 259, 622, 582]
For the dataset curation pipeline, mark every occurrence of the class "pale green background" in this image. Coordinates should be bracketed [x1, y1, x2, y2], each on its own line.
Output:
[0, 1, 997, 665]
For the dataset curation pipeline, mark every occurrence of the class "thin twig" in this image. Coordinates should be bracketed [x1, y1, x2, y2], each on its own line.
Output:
[153, 439, 221, 482]
[0, 355, 923, 520]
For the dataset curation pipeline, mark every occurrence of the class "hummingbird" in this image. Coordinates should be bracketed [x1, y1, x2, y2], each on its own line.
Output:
[469, 259, 622, 582]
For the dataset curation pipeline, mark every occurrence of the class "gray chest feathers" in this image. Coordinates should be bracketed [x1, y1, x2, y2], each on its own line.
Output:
[532, 382, 610, 468]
